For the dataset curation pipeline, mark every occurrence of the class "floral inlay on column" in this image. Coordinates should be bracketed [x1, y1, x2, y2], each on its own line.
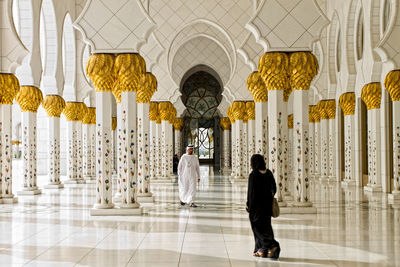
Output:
[247, 71, 269, 167]
[0, 74, 20, 201]
[82, 107, 96, 182]
[288, 51, 318, 206]
[42, 95, 66, 188]
[385, 70, 400, 200]
[149, 102, 159, 180]
[361, 82, 382, 192]
[63, 101, 88, 184]
[339, 92, 356, 185]
[15, 86, 43, 195]
[137, 72, 157, 198]
[86, 53, 116, 210]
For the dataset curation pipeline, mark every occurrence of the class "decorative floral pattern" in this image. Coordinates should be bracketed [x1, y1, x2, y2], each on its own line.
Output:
[138, 111, 151, 195]
[223, 130, 231, 168]
[308, 125, 314, 175]
[49, 125, 60, 184]
[394, 126, 400, 191]
[295, 121, 310, 203]
[22, 115, 38, 190]
[96, 122, 113, 205]
[344, 121, 352, 181]
[270, 112, 284, 201]
[1, 111, 13, 196]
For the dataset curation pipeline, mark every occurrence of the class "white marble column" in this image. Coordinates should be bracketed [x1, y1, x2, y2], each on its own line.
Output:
[174, 129, 182, 158]
[137, 102, 153, 201]
[16, 86, 43, 195]
[115, 103, 123, 201]
[268, 90, 286, 204]
[288, 114, 294, 195]
[157, 102, 174, 182]
[91, 91, 115, 213]
[119, 91, 140, 211]
[231, 101, 246, 181]
[339, 92, 356, 186]
[112, 117, 117, 175]
[222, 125, 231, 172]
[281, 99, 289, 196]
[361, 83, 382, 192]
[149, 120, 157, 178]
[247, 72, 269, 167]
[318, 101, 330, 181]
[242, 120, 248, 176]
[65, 120, 83, 184]
[247, 102, 255, 175]
[314, 114, 321, 180]
[167, 121, 174, 178]
[1, 104, 17, 202]
[327, 100, 337, 181]
[230, 120, 236, 177]
[82, 107, 96, 183]
[155, 120, 162, 179]
[45, 117, 63, 188]
[385, 71, 400, 202]
[308, 106, 315, 179]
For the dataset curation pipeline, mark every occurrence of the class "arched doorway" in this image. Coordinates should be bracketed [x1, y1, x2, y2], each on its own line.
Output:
[180, 67, 223, 166]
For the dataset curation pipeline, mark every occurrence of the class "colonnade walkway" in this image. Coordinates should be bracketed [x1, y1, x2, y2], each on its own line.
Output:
[0, 164, 398, 266]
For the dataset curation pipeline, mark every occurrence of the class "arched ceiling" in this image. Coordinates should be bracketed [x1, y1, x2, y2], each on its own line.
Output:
[171, 37, 231, 85]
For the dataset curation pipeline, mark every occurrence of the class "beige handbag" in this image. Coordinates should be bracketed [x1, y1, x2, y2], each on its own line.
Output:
[271, 195, 280, 218]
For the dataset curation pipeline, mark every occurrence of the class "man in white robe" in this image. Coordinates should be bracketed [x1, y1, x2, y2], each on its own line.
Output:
[178, 145, 200, 207]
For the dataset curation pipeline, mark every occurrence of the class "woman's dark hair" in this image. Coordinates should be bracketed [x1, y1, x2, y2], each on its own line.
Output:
[251, 154, 266, 171]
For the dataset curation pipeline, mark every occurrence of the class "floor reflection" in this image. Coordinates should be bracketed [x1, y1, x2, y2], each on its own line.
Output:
[0, 161, 398, 266]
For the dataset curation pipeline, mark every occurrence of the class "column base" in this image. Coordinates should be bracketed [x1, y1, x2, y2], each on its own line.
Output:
[319, 176, 329, 183]
[90, 204, 142, 216]
[278, 200, 287, 207]
[113, 193, 122, 203]
[230, 177, 247, 184]
[17, 188, 42, 195]
[84, 176, 96, 184]
[283, 194, 294, 201]
[137, 195, 154, 204]
[1, 196, 18, 204]
[64, 179, 86, 185]
[292, 201, 313, 208]
[364, 184, 382, 193]
[152, 178, 174, 184]
[389, 192, 400, 204]
[44, 183, 64, 189]
[280, 206, 317, 214]
[341, 180, 356, 187]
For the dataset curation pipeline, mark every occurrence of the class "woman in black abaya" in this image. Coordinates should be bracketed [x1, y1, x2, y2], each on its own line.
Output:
[246, 154, 280, 259]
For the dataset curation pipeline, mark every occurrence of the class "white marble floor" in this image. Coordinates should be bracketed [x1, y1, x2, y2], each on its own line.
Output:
[1, 164, 399, 266]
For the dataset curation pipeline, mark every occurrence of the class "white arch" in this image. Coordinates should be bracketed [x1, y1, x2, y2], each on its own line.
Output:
[62, 12, 76, 101]
[40, 0, 57, 78]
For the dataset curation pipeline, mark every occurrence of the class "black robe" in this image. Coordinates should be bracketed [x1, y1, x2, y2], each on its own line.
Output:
[246, 169, 279, 253]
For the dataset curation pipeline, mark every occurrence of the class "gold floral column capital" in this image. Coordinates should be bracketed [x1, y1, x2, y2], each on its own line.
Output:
[169, 107, 177, 124]
[173, 118, 184, 131]
[159, 102, 173, 121]
[227, 106, 235, 124]
[309, 105, 315, 123]
[86, 54, 115, 92]
[246, 101, 255, 120]
[220, 117, 231, 130]
[289, 52, 319, 90]
[63, 102, 88, 121]
[231, 101, 246, 121]
[283, 85, 292, 102]
[149, 102, 159, 121]
[317, 100, 329, 120]
[0, 73, 20, 104]
[138, 72, 157, 103]
[384, 70, 400, 101]
[112, 117, 117, 130]
[288, 114, 293, 128]
[247, 71, 268, 102]
[258, 52, 289, 91]
[15, 86, 43, 112]
[339, 92, 356, 115]
[326, 99, 336, 119]
[42, 95, 66, 117]
[83, 107, 96, 125]
[361, 82, 382, 110]
[114, 53, 146, 93]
